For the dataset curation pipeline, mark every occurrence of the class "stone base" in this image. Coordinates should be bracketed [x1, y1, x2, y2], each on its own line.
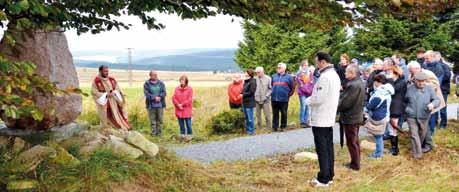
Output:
[0, 122, 88, 144]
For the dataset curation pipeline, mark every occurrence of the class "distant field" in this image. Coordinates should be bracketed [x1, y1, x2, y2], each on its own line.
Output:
[77, 67, 236, 88]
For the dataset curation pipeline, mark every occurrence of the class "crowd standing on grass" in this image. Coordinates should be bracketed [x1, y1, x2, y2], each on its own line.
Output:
[92, 47, 454, 187]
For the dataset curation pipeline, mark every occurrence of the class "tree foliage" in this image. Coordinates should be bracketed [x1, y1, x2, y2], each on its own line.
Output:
[235, 21, 355, 75]
[236, 5, 459, 74]
[0, 57, 61, 121]
[353, 10, 459, 63]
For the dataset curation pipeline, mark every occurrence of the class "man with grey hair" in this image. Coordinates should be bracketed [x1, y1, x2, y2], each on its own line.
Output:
[271, 62, 295, 132]
[407, 60, 446, 153]
[337, 64, 365, 171]
[254, 66, 272, 129]
[405, 71, 440, 159]
[144, 70, 167, 136]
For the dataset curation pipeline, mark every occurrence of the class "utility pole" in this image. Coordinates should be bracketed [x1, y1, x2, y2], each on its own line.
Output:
[127, 48, 133, 87]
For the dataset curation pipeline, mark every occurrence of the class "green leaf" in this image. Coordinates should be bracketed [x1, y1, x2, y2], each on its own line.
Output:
[31, 109, 44, 120]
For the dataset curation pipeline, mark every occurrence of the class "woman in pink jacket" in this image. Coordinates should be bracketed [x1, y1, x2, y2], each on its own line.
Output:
[172, 75, 194, 140]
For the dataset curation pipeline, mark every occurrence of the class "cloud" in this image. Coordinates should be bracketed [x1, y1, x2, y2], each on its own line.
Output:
[66, 14, 243, 51]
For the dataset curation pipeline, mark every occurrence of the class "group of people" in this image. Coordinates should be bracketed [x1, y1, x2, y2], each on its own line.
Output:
[91, 65, 195, 141]
[228, 49, 451, 187]
[90, 48, 452, 187]
[227, 62, 316, 134]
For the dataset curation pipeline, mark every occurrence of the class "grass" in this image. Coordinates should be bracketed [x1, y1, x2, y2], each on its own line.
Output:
[2, 120, 457, 191]
[447, 83, 459, 104]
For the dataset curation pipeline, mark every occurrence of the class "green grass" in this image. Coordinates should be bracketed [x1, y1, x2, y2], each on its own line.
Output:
[78, 85, 302, 145]
[1, 121, 458, 191]
[448, 83, 459, 104]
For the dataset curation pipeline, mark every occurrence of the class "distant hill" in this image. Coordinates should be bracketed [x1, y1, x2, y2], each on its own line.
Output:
[73, 49, 241, 72]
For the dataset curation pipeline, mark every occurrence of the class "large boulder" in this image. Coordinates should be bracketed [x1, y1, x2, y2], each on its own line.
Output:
[0, 28, 82, 130]
[59, 130, 108, 156]
[104, 135, 143, 159]
[4, 145, 57, 173]
[125, 131, 159, 158]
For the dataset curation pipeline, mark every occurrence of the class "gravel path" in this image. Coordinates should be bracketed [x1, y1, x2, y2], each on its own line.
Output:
[174, 104, 459, 164]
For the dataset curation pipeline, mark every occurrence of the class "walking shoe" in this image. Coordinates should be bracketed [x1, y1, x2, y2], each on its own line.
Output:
[300, 123, 307, 128]
[343, 163, 360, 171]
[422, 147, 432, 153]
[309, 178, 329, 188]
[368, 153, 382, 159]
[390, 136, 399, 156]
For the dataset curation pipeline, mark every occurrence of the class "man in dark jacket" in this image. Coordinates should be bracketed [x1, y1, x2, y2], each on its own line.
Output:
[337, 65, 365, 171]
[271, 63, 295, 132]
[423, 51, 445, 137]
[144, 71, 167, 136]
[436, 52, 451, 129]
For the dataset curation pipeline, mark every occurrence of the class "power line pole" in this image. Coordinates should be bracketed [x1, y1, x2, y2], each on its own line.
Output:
[127, 48, 133, 87]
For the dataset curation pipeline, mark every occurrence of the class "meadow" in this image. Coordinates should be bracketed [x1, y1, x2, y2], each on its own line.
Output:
[77, 68, 302, 144]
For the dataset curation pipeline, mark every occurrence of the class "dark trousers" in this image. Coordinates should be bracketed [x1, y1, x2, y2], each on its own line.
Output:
[312, 127, 334, 183]
[343, 124, 360, 170]
[229, 103, 242, 109]
[439, 93, 448, 128]
[272, 101, 289, 130]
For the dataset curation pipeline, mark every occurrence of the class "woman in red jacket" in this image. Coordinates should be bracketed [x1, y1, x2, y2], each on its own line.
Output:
[172, 75, 194, 141]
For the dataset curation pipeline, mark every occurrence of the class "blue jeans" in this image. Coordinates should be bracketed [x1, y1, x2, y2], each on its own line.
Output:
[243, 107, 255, 134]
[428, 112, 439, 135]
[299, 95, 309, 124]
[373, 135, 384, 158]
[439, 94, 448, 128]
[178, 118, 192, 135]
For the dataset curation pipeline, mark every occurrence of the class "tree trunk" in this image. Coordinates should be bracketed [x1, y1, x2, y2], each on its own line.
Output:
[0, 27, 82, 130]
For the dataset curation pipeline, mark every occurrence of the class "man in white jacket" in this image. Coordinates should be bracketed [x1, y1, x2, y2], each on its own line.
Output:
[306, 52, 341, 187]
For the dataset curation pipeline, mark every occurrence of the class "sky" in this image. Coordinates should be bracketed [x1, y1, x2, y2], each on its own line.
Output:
[65, 14, 244, 51]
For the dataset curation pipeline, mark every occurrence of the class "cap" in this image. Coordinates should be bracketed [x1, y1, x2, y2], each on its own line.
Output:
[414, 71, 428, 81]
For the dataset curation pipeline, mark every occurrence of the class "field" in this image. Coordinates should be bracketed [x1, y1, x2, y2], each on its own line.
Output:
[77, 68, 302, 144]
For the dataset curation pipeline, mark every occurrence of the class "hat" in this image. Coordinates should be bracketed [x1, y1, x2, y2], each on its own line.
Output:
[351, 58, 359, 64]
[414, 72, 428, 81]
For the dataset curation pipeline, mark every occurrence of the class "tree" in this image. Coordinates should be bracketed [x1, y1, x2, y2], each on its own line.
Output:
[235, 21, 355, 75]
[353, 12, 459, 62]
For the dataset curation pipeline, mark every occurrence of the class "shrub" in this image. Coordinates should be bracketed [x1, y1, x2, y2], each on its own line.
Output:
[209, 109, 245, 134]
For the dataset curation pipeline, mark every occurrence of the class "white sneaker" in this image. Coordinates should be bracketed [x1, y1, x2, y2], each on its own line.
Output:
[309, 178, 329, 188]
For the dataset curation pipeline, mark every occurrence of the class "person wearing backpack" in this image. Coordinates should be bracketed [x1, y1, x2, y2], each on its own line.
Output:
[296, 59, 315, 128]
[364, 74, 394, 159]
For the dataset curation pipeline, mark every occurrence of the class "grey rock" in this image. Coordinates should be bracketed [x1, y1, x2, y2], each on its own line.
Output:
[104, 136, 143, 159]
[5, 145, 57, 173]
[12, 137, 27, 153]
[0, 28, 82, 130]
[125, 131, 159, 158]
